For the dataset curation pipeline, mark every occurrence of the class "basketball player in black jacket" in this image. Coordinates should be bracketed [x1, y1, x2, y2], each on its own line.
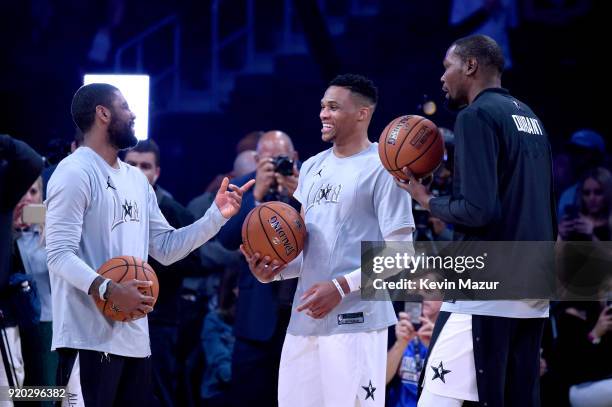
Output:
[396, 35, 556, 407]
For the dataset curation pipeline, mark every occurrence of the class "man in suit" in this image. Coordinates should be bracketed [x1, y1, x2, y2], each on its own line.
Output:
[217, 130, 299, 407]
[124, 139, 200, 407]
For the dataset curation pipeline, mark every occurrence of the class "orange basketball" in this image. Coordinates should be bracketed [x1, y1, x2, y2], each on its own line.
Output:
[378, 115, 444, 180]
[241, 201, 306, 264]
[95, 256, 159, 322]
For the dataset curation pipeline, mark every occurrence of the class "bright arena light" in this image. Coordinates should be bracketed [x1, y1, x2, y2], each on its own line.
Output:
[83, 74, 150, 140]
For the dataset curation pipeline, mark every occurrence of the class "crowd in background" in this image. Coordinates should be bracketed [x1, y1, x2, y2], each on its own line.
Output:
[1, 123, 610, 406]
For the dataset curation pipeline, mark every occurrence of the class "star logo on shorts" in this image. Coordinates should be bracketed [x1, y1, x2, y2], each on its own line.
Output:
[431, 361, 452, 383]
[362, 380, 376, 401]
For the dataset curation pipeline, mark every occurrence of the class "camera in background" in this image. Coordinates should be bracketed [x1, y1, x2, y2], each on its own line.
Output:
[272, 155, 294, 176]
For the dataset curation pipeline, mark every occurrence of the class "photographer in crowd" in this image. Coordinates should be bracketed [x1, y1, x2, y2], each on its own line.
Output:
[217, 130, 300, 407]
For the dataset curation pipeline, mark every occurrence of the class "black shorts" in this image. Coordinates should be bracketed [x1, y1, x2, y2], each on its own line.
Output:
[56, 348, 155, 407]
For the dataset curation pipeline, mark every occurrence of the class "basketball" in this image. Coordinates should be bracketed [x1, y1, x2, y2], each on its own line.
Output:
[241, 201, 306, 264]
[94, 256, 159, 322]
[378, 115, 444, 180]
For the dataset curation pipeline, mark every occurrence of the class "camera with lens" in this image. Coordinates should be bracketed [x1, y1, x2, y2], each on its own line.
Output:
[272, 155, 294, 176]
[263, 155, 296, 203]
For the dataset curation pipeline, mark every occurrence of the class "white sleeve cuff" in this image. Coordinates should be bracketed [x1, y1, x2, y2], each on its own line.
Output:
[342, 227, 414, 293]
[210, 201, 230, 226]
[274, 252, 303, 281]
[345, 268, 361, 292]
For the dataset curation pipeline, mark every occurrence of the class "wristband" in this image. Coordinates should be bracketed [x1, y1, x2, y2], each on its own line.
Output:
[98, 278, 111, 301]
[332, 278, 345, 298]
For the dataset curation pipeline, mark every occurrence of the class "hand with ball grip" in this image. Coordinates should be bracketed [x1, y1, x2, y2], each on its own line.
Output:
[106, 279, 155, 320]
[240, 246, 287, 283]
[90, 275, 154, 321]
[394, 167, 434, 211]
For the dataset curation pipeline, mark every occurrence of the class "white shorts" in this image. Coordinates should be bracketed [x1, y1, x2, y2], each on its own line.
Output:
[421, 313, 478, 403]
[278, 329, 387, 407]
[569, 378, 612, 407]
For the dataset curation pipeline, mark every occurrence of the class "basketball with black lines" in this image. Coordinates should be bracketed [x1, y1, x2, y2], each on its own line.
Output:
[378, 115, 444, 180]
[95, 256, 159, 322]
[241, 201, 306, 264]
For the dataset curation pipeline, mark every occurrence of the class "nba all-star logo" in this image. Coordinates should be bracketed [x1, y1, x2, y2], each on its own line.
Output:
[317, 183, 342, 204]
[106, 176, 141, 230]
[305, 182, 342, 212]
[362, 380, 376, 401]
[431, 361, 451, 383]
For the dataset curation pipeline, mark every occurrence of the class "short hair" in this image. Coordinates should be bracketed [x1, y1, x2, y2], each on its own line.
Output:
[452, 34, 505, 74]
[129, 139, 161, 167]
[71, 83, 119, 133]
[74, 128, 84, 147]
[328, 73, 378, 105]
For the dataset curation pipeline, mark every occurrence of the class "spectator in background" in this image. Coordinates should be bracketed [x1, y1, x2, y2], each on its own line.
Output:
[217, 130, 299, 407]
[387, 301, 442, 407]
[232, 150, 257, 178]
[236, 130, 263, 154]
[124, 139, 200, 407]
[172, 149, 256, 407]
[414, 128, 454, 242]
[200, 131, 262, 199]
[0, 134, 43, 395]
[200, 265, 238, 407]
[188, 150, 257, 221]
[41, 129, 84, 199]
[552, 295, 612, 407]
[558, 129, 606, 220]
[558, 167, 612, 242]
[553, 151, 573, 201]
[12, 177, 57, 404]
[187, 149, 257, 310]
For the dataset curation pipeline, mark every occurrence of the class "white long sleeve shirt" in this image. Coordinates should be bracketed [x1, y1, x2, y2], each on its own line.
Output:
[45, 147, 227, 357]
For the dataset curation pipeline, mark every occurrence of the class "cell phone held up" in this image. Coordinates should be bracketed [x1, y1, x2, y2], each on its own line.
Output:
[21, 204, 46, 224]
[404, 301, 423, 330]
[563, 204, 579, 221]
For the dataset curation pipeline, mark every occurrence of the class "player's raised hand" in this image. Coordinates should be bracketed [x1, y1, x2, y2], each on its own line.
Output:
[215, 177, 255, 218]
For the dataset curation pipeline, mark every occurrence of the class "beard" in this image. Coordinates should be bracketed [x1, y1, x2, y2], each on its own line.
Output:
[322, 132, 336, 144]
[442, 87, 469, 112]
[108, 116, 137, 150]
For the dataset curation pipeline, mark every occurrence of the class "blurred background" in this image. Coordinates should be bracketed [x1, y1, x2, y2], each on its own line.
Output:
[1, 2, 610, 406]
[0, 0, 605, 204]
